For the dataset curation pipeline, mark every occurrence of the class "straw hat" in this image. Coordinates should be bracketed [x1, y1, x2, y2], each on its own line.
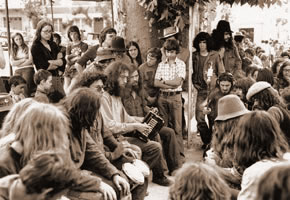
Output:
[0, 93, 13, 112]
[215, 94, 250, 121]
[246, 81, 271, 101]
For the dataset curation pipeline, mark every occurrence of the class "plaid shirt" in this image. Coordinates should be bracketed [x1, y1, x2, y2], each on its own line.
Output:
[155, 57, 186, 92]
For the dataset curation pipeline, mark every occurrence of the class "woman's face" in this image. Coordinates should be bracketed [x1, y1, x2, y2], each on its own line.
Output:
[282, 65, 290, 82]
[40, 25, 53, 41]
[69, 31, 79, 42]
[14, 35, 23, 46]
[128, 45, 138, 59]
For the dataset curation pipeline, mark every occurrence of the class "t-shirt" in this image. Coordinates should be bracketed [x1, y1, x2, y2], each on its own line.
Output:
[66, 41, 88, 66]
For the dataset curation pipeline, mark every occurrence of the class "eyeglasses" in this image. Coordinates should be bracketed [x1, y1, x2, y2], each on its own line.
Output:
[42, 29, 52, 34]
[283, 69, 290, 73]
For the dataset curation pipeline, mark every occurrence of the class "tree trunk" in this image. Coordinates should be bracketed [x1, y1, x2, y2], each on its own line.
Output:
[112, 0, 162, 57]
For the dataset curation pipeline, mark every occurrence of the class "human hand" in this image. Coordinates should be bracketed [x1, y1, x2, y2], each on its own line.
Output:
[203, 107, 211, 115]
[99, 181, 117, 200]
[113, 175, 130, 195]
[47, 63, 58, 70]
[135, 123, 151, 133]
[112, 144, 125, 160]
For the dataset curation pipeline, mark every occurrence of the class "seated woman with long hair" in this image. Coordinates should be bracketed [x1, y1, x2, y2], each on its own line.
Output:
[0, 102, 70, 177]
[232, 111, 289, 200]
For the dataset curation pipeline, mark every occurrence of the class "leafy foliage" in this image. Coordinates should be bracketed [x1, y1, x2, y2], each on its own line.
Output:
[137, 0, 282, 32]
[22, 0, 44, 28]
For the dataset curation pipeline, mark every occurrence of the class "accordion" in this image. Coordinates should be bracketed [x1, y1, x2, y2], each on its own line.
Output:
[135, 110, 164, 142]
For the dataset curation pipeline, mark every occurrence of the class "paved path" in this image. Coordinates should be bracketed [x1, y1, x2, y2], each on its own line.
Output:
[145, 133, 203, 200]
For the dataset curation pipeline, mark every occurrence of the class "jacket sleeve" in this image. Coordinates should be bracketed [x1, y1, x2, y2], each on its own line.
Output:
[70, 169, 102, 192]
[76, 45, 98, 66]
[31, 42, 49, 70]
[83, 131, 119, 180]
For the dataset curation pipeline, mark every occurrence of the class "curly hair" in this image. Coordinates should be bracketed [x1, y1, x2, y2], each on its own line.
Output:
[169, 163, 231, 200]
[69, 68, 107, 92]
[104, 61, 130, 96]
[251, 87, 286, 110]
[233, 111, 289, 171]
[193, 32, 213, 52]
[62, 88, 100, 132]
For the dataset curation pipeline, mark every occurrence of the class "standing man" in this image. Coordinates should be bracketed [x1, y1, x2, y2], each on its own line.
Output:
[212, 20, 243, 79]
[154, 39, 186, 161]
[192, 32, 225, 148]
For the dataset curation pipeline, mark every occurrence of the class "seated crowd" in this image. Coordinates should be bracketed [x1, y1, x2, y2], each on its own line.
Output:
[0, 18, 289, 200]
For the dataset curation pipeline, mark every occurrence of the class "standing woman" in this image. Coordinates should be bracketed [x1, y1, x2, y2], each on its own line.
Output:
[10, 32, 35, 96]
[63, 25, 88, 91]
[31, 19, 65, 95]
[126, 41, 143, 67]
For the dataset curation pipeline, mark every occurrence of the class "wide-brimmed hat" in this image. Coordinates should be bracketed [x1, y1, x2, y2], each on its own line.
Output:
[215, 94, 250, 121]
[159, 26, 179, 39]
[109, 36, 126, 52]
[216, 20, 233, 33]
[0, 93, 13, 112]
[96, 48, 115, 62]
[246, 81, 271, 101]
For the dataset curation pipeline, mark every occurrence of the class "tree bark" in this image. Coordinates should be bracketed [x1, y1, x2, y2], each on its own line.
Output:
[112, 0, 162, 57]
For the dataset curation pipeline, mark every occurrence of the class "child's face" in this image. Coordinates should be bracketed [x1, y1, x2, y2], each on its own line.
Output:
[165, 50, 177, 60]
[12, 84, 26, 95]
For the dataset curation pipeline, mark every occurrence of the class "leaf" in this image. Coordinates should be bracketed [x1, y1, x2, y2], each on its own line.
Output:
[147, 1, 157, 12]
[158, 8, 169, 21]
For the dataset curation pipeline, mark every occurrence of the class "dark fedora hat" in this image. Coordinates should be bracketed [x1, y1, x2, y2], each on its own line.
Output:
[216, 20, 233, 33]
[109, 36, 127, 52]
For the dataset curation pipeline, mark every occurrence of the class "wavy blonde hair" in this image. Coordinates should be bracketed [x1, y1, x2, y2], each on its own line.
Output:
[169, 163, 231, 200]
[1, 98, 37, 138]
[14, 103, 70, 166]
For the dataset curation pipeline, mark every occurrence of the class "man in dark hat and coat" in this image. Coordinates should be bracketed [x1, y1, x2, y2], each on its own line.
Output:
[211, 20, 244, 79]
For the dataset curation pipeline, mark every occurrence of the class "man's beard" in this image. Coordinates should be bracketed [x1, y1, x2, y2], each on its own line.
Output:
[224, 39, 233, 49]
[132, 82, 140, 92]
[112, 83, 127, 97]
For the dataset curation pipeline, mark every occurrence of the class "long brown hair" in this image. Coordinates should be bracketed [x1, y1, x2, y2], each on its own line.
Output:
[14, 103, 70, 166]
[11, 32, 29, 59]
[233, 111, 289, 171]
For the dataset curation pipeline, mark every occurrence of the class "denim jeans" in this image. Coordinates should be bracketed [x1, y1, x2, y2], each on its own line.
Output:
[14, 67, 35, 96]
[157, 93, 184, 157]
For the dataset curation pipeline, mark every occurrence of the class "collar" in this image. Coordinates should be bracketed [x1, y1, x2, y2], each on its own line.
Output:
[165, 57, 178, 64]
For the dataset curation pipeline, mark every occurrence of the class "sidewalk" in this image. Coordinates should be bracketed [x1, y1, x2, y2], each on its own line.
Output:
[145, 133, 203, 200]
